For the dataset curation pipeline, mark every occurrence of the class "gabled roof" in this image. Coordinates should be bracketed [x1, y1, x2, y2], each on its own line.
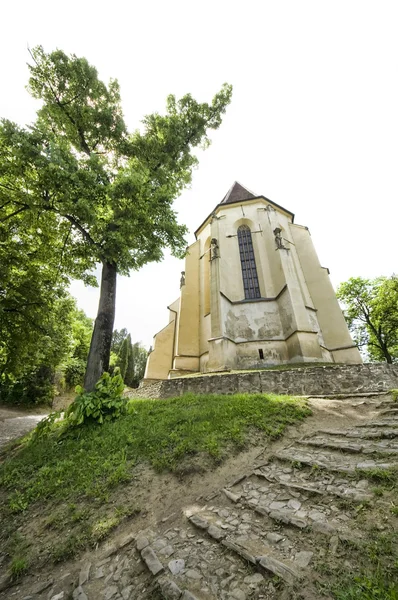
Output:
[194, 181, 295, 238]
[221, 181, 257, 204]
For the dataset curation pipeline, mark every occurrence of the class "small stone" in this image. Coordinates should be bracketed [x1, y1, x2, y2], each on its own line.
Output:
[97, 557, 111, 567]
[189, 514, 209, 530]
[72, 587, 88, 600]
[50, 593, 64, 600]
[258, 555, 299, 585]
[121, 586, 133, 600]
[244, 573, 264, 584]
[219, 509, 230, 518]
[287, 499, 301, 510]
[269, 501, 287, 510]
[356, 478, 369, 488]
[208, 524, 226, 540]
[153, 538, 167, 551]
[119, 531, 135, 548]
[141, 546, 164, 576]
[168, 559, 185, 575]
[79, 562, 91, 586]
[223, 489, 242, 503]
[266, 532, 283, 544]
[32, 580, 54, 594]
[230, 590, 246, 600]
[157, 577, 182, 599]
[181, 592, 199, 600]
[94, 567, 105, 579]
[103, 586, 118, 600]
[294, 551, 314, 568]
[136, 535, 149, 550]
[158, 544, 174, 558]
[308, 510, 326, 522]
[185, 569, 202, 580]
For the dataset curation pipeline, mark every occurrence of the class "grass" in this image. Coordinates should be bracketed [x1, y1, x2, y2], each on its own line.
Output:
[390, 389, 398, 402]
[0, 392, 310, 573]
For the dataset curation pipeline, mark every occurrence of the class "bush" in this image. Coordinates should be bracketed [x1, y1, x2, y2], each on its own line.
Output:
[0, 366, 55, 406]
[64, 357, 86, 389]
[65, 369, 126, 426]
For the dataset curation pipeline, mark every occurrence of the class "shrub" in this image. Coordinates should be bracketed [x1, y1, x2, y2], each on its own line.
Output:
[66, 369, 126, 426]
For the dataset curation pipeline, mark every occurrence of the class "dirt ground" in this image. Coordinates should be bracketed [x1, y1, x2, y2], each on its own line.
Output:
[0, 393, 393, 599]
[0, 405, 48, 451]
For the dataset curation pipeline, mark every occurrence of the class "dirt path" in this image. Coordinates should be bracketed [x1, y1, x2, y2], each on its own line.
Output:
[1, 394, 397, 600]
[0, 406, 48, 450]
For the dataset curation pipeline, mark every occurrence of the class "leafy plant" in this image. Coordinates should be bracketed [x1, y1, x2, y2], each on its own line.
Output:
[65, 369, 126, 426]
[390, 389, 398, 402]
[10, 557, 28, 580]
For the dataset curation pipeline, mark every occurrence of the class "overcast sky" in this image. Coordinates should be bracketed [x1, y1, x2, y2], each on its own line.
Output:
[2, 1, 397, 348]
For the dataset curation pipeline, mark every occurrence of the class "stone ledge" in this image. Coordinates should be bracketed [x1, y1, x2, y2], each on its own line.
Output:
[127, 364, 398, 400]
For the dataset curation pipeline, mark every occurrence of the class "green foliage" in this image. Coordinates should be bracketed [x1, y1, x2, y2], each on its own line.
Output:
[0, 292, 92, 404]
[1, 45, 232, 387]
[111, 328, 128, 355]
[111, 329, 148, 387]
[333, 574, 398, 599]
[63, 308, 93, 388]
[66, 369, 126, 426]
[390, 389, 398, 402]
[118, 336, 130, 380]
[10, 557, 28, 580]
[337, 276, 398, 363]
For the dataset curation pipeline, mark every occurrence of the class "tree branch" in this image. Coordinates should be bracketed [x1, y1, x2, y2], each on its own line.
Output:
[0, 206, 29, 222]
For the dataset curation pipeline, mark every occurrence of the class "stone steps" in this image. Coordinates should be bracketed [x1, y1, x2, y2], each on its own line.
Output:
[317, 427, 398, 439]
[300, 435, 398, 456]
[273, 444, 398, 474]
[249, 465, 372, 501]
[188, 512, 304, 585]
[220, 470, 366, 538]
[356, 420, 398, 428]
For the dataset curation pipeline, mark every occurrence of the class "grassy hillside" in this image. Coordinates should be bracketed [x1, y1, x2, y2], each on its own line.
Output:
[0, 392, 310, 577]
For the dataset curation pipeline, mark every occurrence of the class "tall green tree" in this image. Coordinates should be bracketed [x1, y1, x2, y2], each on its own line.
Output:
[118, 335, 131, 381]
[111, 328, 128, 355]
[0, 46, 232, 390]
[337, 275, 398, 364]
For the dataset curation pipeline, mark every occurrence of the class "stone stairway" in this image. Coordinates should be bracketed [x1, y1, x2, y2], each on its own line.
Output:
[4, 394, 398, 600]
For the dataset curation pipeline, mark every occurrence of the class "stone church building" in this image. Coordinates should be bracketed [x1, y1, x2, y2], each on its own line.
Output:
[145, 182, 361, 380]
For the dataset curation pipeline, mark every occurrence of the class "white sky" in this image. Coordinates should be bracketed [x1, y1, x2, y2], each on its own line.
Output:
[2, 1, 397, 348]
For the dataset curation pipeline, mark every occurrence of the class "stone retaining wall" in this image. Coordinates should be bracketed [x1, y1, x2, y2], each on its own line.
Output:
[127, 364, 398, 399]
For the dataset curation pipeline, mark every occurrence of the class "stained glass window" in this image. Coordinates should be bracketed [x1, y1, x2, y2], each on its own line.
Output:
[237, 225, 261, 299]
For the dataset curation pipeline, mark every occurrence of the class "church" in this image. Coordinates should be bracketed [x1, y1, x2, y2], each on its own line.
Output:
[144, 182, 361, 381]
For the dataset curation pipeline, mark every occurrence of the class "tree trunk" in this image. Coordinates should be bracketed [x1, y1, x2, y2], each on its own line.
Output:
[382, 346, 393, 364]
[84, 261, 117, 391]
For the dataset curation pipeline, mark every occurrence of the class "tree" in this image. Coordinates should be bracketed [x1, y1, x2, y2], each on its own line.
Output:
[1, 46, 232, 390]
[118, 335, 131, 381]
[110, 330, 148, 387]
[111, 328, 128, 355]
[337, 276, 398, 364]
[63, 308, 93, 388]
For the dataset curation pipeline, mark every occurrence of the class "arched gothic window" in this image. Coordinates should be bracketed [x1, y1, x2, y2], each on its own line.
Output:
[237, 225, 261, 299]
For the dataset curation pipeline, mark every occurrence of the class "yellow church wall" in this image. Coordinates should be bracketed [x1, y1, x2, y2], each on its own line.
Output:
[146, 184, 361, 378]
[175, 240, 200, 358]
[290, 224, 361, 362]
[235, 340, 288, 368]
[221, 294, 284, 342]
[144, 319, 176, 380]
